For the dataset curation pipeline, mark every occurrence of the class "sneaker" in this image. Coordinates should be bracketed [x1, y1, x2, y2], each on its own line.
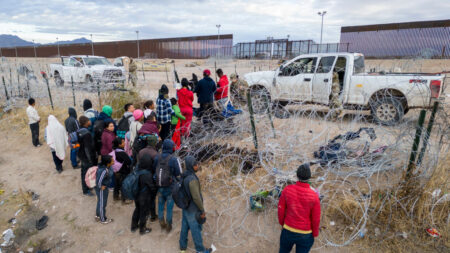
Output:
[94, 216, 100, 222]
[150, 216, 157, 223]
[100, 218, 113, 224]
[180, 250, 187, 253]
[84, 191, 94, 197]
[131, 226, 138, 233]
[36, 144, 42, 147]
[140, 228, 152, 235]
[159, 220, 167, 229]
[166, 223, 172, 233]
[57, 169, 62, 174]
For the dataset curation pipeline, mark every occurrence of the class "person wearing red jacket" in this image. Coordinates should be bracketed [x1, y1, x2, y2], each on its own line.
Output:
[278, 164, 321, 253]
[177, 78, 194, 137]
[214, 68, 229, 110]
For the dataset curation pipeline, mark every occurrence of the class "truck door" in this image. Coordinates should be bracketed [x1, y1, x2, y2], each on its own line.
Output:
[275, 57, 317, 101]
[312, 56, 336, 104]
[63, 57, 76, 81]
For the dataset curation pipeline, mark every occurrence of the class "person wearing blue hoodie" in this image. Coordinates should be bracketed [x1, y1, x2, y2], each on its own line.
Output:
[179, 156, 211, 253]
[152, 139, 182, 233]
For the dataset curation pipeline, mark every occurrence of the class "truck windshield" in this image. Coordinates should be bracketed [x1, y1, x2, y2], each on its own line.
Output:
[83, 58, 111, 66]
[354, 55, 365, 74]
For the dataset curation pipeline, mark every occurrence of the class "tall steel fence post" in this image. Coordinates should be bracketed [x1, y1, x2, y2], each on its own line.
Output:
[416, 101, 439, 167]
[247, 92, 258, 150]
[406, 110, 426, 179]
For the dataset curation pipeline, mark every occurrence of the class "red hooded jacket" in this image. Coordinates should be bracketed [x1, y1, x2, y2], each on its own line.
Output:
[177, 88, 194, 113]
[214, 75, 229, 100]
[278, 182, 321, 237]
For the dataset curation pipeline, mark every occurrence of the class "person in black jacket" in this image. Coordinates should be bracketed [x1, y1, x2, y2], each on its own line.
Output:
[131, 154, 157, 235]
[194, 69, 216, 121]
[112, 137, 132, 203]
[78, 116, 97, 196]
[65, 107, 80, 169]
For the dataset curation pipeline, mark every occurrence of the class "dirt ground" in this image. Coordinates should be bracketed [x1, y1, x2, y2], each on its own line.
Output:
[0, 57, 448, 253]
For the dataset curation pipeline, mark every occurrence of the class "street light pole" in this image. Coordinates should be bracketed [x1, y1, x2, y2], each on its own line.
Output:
[33, 40, 37, 58]
[56, 37, 60, 57]
[90, 34, 94, 55]
[216, 24, 221, 58]
[317, 11, 327, 45]
[136, 31, 139, 59]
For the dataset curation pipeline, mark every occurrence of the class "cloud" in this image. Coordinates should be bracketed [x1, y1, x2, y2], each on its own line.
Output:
[0, 0, 448, 44]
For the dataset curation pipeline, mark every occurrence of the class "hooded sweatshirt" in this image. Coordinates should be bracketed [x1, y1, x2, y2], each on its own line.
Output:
[183, 156, 204, 213]
[98, 111, 117, 132]
[137, 154, 157, 200]
[64, 107, 79, 134]
[177, 88, 194, 113]
[214, 75, 229, 101]
[195, 76, 216, 104]
[152, 139, 182, 179]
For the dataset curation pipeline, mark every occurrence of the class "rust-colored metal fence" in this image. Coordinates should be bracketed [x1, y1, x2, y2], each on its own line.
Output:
[0, 34, 233, 59]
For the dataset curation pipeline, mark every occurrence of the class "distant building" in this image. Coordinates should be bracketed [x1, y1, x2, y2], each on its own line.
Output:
[233, 37, 349, 59]
[340, 19, 450, 58]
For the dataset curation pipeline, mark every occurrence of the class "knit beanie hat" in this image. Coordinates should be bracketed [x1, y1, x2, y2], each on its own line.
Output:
[160, 84, 169, 95]
[133, 109, 144, 121]
[102, 105, 113, 117]
[296, 163, 311, 181]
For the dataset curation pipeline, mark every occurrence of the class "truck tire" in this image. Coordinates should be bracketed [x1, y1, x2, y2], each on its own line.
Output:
[249, 87, 271, 114]
[54, 72, 64, 87]
[370, 97, 404, 125]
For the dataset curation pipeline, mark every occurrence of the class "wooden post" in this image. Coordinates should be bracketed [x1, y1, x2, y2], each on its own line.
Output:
[71, 76, 76, 107]
[406, 110, 426, 179]
[417, 102, 439, 166]
[264, 95, 276, 138]
[2, 76, 9, 100]
[44, 76, 54, 110]
[247, 92, 258, 150]
[97, 81, 101, 108]
[26, 79, 30, 98]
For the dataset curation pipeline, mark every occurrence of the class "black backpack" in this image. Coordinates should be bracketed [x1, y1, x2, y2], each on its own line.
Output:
[171, 174, 191, 209]
[155, 154, 172, 187]
[117, 115, 133, 139]
[93, 119, 105, 151]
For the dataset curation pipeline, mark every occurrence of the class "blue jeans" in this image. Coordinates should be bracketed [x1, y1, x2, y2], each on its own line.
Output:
[158, 187, 174, 225]
[70, 146, 79, 167]
[179, 210, 207, 252]
[279, 229, 314, 253]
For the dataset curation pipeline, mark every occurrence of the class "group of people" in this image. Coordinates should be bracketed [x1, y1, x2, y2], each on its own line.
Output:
[25, 68, 320, 253]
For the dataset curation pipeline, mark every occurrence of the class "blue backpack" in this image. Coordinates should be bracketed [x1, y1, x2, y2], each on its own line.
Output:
[121, 169, 150, 200]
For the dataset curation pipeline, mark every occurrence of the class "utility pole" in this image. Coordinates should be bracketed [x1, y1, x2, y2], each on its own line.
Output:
[33, 40, 37, 58]
[136, 31, 139, 59]
[90, 34, 94, 55]
[56, 37, 60, 57]
[216, 24, 221, 58]
[15, 47, 18, 58]
[317, 11, 327, 45]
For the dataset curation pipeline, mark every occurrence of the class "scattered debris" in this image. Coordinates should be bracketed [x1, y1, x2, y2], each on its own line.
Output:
[27, 248, 34, 252]
[374, 227, 380, 237]
[211, 244, 217, 252]
[1, 229, 15, 247]
[426, 228, 441, 238]
[431, 189, 441, 199]
[0, 189, 4, 195]
[330, 221, 335, 226]
[15, 209, 22, 217]
[7, 218, 16, 225]
[0, 200, 4, 206]
[36, 215, 49, 230]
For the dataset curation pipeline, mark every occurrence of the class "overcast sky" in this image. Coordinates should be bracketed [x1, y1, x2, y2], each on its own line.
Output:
[0, 0, 449, 44]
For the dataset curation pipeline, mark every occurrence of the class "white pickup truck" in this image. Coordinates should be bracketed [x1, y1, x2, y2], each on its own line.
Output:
[49, 55, 126, 87]
[244, 53, 445, 125]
